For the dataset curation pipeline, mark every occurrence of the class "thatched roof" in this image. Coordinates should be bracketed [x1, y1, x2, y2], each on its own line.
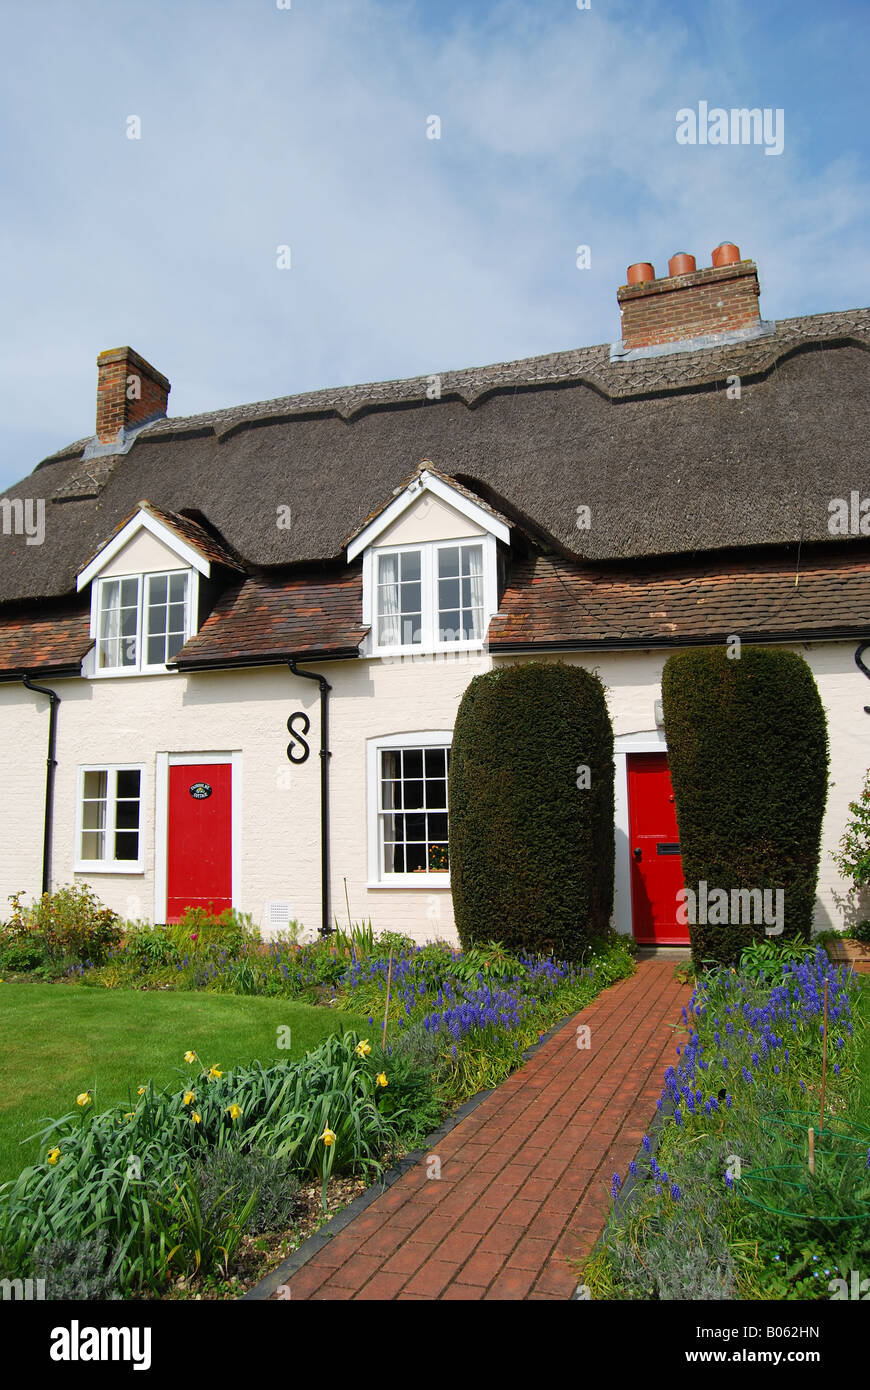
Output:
[2, 305, 868, 608]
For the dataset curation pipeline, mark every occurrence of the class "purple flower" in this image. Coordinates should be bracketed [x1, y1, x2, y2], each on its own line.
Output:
[670, 1183, 681, 1201]
[642, 1135, 651, 1153]
[629, 1160, 638, 1177]
[611, 1172, 621, 1199]
[724, 1172, 734, 1189]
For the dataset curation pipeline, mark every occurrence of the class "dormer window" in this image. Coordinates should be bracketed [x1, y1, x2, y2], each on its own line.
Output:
[347, 467, 510, 657]
[76, 501, 233, 678]
[375, 540, 486, 648]
[96, 570, 191, 672]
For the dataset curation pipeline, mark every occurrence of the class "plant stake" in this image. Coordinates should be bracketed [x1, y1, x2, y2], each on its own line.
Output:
[382, 949, 394, 1049]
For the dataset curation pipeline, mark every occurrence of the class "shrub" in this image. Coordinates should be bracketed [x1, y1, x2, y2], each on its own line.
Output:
[31, 1231, 122, 1301]
[168, 907, 259, 957]
[661, 646, 829, 967]
[833, 767, 870, 890]
[190, 1147, 299, 1237]
[449, 662, 614, 960]
[2, 885, 122, 967]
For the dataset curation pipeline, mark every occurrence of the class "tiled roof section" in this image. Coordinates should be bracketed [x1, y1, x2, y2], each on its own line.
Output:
[488, 548, 870, 647]
[0, 604, 92, 675]
[137, 500, 246, 573]
[75, 498, 246, 579]
[174, 569, 368, 667]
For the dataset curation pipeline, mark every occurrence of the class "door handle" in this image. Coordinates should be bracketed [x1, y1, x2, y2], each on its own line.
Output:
[633, 847, 642, 861]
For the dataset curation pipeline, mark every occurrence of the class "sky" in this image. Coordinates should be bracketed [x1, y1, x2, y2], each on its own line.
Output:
[0, 0, 868, 488]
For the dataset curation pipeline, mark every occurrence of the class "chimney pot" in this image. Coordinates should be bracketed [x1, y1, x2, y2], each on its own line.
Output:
[668, 252, 696, 277]
[712, 241, 741, 267]
[95, 346, 170, 445]
[626, 262, 656, 285]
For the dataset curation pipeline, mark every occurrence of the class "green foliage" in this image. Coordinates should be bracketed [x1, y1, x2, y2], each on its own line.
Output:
[833, 768, 870, 890]
[332, 920, 376, 958]
[32, 1230, 122, 1301]
[586, 953, 869, 1302]
[124, 924, 181, 968]
[449, 941, 522, 983]
[449, 661, 615, 961]
[373, 931, 415, 959]
[2, 885, 122, 969]
[190, 1147, 299, 1238]
[739, 936, 814, 983]
[851, 919, 870, 944]
[661, 646, 829, 967]
[169, 907, 259, 957]
[0, 1032, 403, 1296]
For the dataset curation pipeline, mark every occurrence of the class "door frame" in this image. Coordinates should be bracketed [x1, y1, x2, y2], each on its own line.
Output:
[154, 751, 242, 924]
[612, 730, 668, 939]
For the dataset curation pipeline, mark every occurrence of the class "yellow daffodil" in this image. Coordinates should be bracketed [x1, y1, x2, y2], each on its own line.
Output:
[137, 1086, 147, 1096]
[124, 1112, 134, 1122]
[320, 1126, 336, 1146]
[184, 1051, 198, 1064]
[191, 1111, 202, 1125]
[47, 1148, 61, 1165]
[376, 1073, 388, 1088]
[183, 1091, 195, 1106]
[355, 1039, 372, 1057]
[76, 1092, 91, 1107]
[226, 1103, 241, 1121]
[208, 1065, 223, 1080]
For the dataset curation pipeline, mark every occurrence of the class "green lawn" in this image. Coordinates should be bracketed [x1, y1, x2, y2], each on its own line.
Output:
[0, 983, 368, 1184]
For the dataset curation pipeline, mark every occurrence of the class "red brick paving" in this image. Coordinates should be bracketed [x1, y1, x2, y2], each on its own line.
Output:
[275, 959, 689, 1300]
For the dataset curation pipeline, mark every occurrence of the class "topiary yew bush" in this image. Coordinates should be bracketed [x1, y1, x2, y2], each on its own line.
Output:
[448, 661, 614, 961]
[661, 646, 829, 967]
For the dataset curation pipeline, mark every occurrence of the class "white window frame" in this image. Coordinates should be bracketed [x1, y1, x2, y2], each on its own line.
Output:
[88, 567, 198, 677]
[74, 762, 146, 873]
[363, 533, 498, 657]
[366, 731, 453, 888]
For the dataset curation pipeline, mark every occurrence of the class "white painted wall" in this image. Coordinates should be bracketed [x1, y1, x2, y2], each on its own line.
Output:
[2, 639, 867, 946]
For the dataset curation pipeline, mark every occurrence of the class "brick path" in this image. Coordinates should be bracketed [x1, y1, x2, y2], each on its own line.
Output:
[276, 960, 689, 1300]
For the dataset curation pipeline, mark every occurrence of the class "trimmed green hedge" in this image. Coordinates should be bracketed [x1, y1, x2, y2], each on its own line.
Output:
[448, 661, 614, 960]
[661, 646, 829, 966]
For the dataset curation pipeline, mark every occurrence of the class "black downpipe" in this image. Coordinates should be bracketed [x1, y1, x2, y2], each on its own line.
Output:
[287, 660, 333, 937]
[22, 674, 60, 897]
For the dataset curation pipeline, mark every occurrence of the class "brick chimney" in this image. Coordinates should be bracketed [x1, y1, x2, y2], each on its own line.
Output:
[616, 244, 761, 351]
[96, 347, 170, 444]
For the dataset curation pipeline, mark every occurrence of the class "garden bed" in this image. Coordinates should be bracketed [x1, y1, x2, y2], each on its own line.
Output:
[581, 947, 870, 1301]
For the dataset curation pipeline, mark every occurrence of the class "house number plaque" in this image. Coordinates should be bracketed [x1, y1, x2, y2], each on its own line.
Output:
[189, 782, 212, 799]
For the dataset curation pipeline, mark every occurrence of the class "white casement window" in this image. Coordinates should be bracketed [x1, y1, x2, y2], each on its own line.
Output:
[94, 570, 193, 674]
[366, 732, 453, 886]
[75, 764, 144, 872]
[367, 537, 495, 654]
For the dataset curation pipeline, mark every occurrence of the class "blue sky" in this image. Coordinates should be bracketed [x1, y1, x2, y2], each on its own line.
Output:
[0, 0, 868, 488]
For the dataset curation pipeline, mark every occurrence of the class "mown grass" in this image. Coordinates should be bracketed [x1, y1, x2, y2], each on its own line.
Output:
[0, 983, 367, 1183]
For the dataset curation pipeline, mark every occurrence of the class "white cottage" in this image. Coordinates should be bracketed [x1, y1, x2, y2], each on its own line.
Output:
[1, 243, 869, 946]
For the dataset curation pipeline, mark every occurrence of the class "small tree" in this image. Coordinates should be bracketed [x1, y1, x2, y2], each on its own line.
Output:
[661, 646, 829, 967]
[449, 661, 614, 961]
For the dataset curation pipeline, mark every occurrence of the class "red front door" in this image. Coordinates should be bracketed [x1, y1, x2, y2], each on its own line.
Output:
[166, 762, 232, 922]
[627, 752, 689, 945]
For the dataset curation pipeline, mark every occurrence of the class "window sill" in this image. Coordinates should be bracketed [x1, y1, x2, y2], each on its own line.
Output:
[366, 877, 452, 890]
[74, 863, 145, 875]
[88, 667, 181, 679]
[370, 641, 485, 659]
